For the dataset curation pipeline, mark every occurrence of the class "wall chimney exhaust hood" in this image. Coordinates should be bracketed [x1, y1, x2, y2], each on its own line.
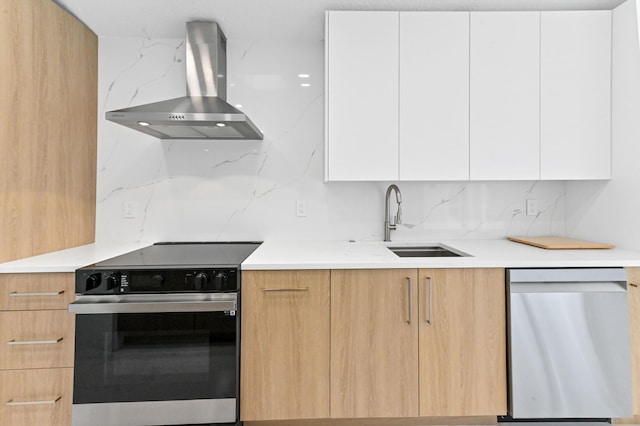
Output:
[105, 21, 263, 140]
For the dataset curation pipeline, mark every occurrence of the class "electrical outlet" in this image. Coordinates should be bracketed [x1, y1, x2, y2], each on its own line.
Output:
[123, 201, 137, 218]
[296, 200, 308, 217]
[526, 199, 538, 216]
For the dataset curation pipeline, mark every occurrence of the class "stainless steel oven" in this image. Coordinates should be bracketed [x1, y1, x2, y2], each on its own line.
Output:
[70, 242, 260, 426]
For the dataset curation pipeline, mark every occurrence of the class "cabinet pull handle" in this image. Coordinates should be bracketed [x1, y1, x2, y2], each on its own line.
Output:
[261, 287, 309, 292]
[630, 283, 638, 288]
[9, 290, 65, 297]
[406, 277, 412, 325]
[5, 396, 62, 406]
[426, 277, 433, 324]
[7, 337, 64, 346]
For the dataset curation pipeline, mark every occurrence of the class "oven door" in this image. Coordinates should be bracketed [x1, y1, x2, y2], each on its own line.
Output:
[69, 293, 238, 426]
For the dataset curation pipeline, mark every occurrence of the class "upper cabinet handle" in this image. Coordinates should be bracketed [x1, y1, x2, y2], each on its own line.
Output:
[630, 283, 638, 288]
[9, 290, 65, 297]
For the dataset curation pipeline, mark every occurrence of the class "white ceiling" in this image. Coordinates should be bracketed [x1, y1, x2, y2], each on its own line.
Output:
[55, 0, 629, 40]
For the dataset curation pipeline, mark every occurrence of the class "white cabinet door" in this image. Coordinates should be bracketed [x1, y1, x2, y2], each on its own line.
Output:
[325, 11, 399, 181]
[470, 12, 540, 180]
[540, 11, 611, 180]
[399, 12, 469, 181]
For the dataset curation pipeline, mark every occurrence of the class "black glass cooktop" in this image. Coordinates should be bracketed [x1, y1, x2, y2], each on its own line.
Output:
[92, 242, 262, 269]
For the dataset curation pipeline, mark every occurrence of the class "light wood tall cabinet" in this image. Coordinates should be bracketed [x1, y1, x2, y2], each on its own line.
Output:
[0, 0, 97, 263]
[418, 269, 507, 416]
[240, 270, 331, 421]
[331, 269, 419, 418]
[0, 273, 75, 426]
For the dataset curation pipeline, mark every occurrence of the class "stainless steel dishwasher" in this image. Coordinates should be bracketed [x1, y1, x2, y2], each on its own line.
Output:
[507, 268, 632, 419]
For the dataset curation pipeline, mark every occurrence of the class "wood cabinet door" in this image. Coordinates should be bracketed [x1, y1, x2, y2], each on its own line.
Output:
[240, 270, 330, 421]
[469, 12, 540, 180]
[399, 12, 470, 181]
[0, 274, 74, 311]
[325, 11, 399, 181]
[540, 11, 611, 180]
[0, 368, 73, 426]
[418, 268, 507, 416]
[627, 268, 640, 417]
[0, 310, 75, 370]
[331, 269, 419, 418]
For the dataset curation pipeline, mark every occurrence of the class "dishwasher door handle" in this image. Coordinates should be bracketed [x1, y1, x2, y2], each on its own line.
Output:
[510, 281, 627, 294]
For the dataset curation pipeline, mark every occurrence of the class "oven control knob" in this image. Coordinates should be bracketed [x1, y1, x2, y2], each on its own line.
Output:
[85, 274, 101, 292]
[214, 272, 228, 290]
[194, 273, 209, 290]
[150, 274, 164, 288]
[106, 274, 120, 291]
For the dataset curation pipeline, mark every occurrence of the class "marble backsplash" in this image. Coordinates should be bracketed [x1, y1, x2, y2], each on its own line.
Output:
[96, 36, 566, 244]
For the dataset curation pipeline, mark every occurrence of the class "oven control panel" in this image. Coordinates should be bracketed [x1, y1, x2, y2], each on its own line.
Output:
[76, 268, 238, 294]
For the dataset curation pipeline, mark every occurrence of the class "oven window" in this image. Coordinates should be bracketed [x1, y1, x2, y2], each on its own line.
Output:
[73, 311, 236, 404]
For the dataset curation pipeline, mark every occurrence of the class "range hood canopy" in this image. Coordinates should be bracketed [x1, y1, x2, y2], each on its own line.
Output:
[105, 21, 263, 140]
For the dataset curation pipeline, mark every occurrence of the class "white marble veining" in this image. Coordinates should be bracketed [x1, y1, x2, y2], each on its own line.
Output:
[97, 36, 567, 244]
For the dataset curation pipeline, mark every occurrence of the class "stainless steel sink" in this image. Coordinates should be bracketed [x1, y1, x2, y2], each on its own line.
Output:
[387, 245, 467, 258]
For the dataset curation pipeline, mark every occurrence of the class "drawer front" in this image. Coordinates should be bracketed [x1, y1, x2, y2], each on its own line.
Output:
[0, 310, 75, 370]
[0, 273, 75, 311]
[0, 368, 72, 426]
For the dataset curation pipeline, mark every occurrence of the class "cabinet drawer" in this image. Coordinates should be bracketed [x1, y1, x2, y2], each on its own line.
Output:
[0, 273, 75, 311]
[0, 368, 72, 426]
[0, 310, 75, 370]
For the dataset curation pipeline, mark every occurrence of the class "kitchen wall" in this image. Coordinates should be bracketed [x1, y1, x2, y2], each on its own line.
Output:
[566, 0, 640, 251]
[96, 34, 566, 244]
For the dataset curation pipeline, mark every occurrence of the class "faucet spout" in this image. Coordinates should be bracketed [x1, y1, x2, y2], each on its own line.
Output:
[384, 184, 403, 242]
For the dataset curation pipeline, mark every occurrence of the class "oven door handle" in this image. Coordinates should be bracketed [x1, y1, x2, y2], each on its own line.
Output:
[68, 294, 237, 314]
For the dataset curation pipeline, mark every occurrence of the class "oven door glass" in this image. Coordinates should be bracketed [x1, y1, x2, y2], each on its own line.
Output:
[73, 310, 236, 404]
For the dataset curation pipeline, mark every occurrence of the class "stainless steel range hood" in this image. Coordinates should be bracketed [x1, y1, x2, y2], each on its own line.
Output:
[105, 22, 263, 140]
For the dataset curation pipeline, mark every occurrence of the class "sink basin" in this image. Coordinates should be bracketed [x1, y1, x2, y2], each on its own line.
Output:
[387, 245, 467, 258]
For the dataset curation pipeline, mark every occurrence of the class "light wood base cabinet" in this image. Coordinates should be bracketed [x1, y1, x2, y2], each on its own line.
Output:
[0, 273, 75, 426]
[616, 267, 640, 423]
[241, 270, 331, 421]
[0, 368, 73, 426]
[331, 269, 419, 418]
[241, 268, 507, 422]
[418, 269, 507, 416]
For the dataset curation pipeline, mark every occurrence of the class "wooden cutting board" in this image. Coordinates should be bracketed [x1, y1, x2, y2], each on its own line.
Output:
[507, 236, 615, 250]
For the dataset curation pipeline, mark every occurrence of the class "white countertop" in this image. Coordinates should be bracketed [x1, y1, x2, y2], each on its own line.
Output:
[0, 242, 151, 273]
[241, 239, 640, 270]
[4, 238, 640, 274]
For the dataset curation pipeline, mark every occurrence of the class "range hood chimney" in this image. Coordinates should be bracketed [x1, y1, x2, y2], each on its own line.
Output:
[105, 21, 263, 140]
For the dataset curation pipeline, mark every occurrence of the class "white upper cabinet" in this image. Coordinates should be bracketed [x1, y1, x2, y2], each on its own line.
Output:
[399, 12, 470, 181]
[325, 11, 399, 181]
[540, 11, 612, 180]
[470, 12, 540, 180]
[325, 10, 612, 182]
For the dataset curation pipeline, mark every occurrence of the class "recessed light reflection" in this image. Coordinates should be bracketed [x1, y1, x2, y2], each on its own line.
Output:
[235, 104, 243, 108]
[138, 121, 150, 126]
[301, 83, 311, 87]
[216, 123, 226, 127]
[298, 74, 310, 78]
